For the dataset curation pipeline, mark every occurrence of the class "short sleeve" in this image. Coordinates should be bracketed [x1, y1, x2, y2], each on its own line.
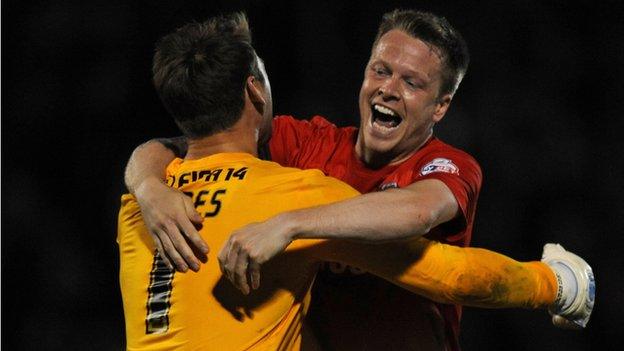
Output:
[416, 151, 482, 230]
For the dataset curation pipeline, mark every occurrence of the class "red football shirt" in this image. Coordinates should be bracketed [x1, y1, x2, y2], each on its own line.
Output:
[269, 115, 482, 351]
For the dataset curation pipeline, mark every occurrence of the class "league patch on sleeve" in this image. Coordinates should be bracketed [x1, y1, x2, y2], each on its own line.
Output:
[420, 158, 459, 176]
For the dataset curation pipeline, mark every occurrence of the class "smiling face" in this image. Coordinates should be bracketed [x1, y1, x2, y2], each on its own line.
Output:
[356, 30, 452, 167]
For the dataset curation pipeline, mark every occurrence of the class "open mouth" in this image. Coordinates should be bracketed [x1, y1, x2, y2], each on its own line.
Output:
[371, 104, 402, 129]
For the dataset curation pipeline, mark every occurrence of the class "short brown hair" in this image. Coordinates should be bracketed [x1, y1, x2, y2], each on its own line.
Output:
[373, 9, 469, 96]
[152, 13, 264, 138]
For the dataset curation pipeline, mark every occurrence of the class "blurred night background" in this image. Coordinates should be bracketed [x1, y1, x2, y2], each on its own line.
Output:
[2, 0, 623, 350]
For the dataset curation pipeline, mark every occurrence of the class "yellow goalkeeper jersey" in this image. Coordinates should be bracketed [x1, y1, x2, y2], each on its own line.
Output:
[118, 152, 359, 351]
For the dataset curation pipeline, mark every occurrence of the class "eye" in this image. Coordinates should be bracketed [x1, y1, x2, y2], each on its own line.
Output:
[404, 78, 423, 90]
[372, 65, 390, 77]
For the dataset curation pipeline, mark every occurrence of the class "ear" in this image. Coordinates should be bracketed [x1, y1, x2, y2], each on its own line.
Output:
[432, 93, 452, 123]
[246, 75, 266, 114]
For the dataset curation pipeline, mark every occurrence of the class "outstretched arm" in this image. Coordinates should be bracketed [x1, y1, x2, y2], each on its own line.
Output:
[221, 231, 557, 309]
[124, 137, 209, 272]
[303, 238, 594, 330]
[306, 238, 558, 310]
[284, 179, 458, 242]
[217, 177, 556, 308]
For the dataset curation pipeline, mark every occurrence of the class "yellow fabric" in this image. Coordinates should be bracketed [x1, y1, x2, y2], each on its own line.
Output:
[118, 152, 557, 351]
[118, 153, 359, 351]
[293, 239, 557, 309]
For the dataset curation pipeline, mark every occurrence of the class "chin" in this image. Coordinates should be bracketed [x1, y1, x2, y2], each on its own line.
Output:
[364, 128, 398, 151]
[362, 138, 399, 161]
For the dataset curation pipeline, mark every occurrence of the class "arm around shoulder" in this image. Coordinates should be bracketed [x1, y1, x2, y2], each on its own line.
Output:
[123, 136, 208, 273]
[124, 137, 187, 194]
[285, 178, 459, 242]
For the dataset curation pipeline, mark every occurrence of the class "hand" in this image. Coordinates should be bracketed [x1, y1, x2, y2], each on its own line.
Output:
[135, 177, 209, 272]
[218, 215, 295, 294]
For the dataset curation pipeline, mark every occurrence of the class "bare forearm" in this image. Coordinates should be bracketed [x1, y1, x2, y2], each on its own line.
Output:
[124, 139, 181, 194]
[284, 188, 445, 242]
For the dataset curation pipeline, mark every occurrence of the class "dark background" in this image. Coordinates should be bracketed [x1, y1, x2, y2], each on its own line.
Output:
[2, 0, 623, 350]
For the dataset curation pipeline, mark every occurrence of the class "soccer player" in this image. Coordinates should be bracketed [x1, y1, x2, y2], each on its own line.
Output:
[123, 10, 595, 350]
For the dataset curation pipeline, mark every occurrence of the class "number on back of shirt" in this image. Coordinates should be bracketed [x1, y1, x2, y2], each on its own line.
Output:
[144, 188, 228, 334]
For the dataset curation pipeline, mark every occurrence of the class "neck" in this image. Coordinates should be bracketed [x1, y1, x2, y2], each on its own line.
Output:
[355, 129, 433, 169]
[185, 119, 259, 160]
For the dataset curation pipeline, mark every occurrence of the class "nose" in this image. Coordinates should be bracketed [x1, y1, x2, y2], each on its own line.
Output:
[378, 76, 400, 100]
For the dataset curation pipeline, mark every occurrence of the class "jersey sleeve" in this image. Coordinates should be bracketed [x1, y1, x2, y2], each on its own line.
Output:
[293, 237, 556, 309]
[117, 194, 150, 246]
[414, 149, 482, 234]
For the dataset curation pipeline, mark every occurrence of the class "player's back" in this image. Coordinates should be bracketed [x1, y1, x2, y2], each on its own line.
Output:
[118, 152, 358, 351]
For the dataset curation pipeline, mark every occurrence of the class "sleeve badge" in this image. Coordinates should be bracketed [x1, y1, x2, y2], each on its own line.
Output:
[420, 158, 459, 176]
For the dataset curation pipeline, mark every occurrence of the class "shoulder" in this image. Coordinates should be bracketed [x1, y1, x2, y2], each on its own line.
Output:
[273, 115, 355, 136]
[269, 115, 357, 167]
[415, 138, 482, 180]
[250, 160, 360, 202]
[425, 139, 480, 165]
[165, 158, 185, 179]
[296, 170, 361, 204]
[273, 114, 334, 126]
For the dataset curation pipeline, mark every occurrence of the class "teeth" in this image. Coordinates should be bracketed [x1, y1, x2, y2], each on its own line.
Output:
[374, 104, 396, 116]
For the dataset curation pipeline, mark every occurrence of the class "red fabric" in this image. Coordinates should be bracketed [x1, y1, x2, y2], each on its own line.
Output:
[269, 115, 482, 351]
